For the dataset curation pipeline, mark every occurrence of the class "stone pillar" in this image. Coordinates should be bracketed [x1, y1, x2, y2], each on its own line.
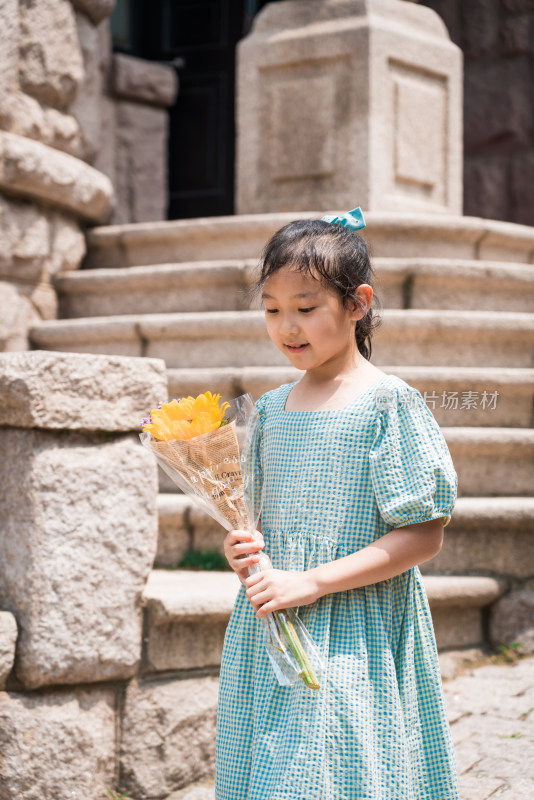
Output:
[0, 351, 167, 690]
[236, 0, 462, 216]
[97, 53, 179, 225]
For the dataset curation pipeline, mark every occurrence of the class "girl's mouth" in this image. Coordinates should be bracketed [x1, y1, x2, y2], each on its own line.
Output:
[286, 344, 309, 352]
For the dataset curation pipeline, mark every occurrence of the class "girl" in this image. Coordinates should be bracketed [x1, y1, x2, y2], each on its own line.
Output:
[215, 211, 459, 800]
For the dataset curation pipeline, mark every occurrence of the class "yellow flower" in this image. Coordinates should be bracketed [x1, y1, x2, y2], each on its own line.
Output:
[141, 392, 230, 441]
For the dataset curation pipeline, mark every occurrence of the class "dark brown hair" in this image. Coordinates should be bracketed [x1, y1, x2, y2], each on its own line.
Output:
[250, 219, 382, 360]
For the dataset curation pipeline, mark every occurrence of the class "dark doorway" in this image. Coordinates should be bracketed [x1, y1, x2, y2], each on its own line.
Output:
[110, 0, 279, 220]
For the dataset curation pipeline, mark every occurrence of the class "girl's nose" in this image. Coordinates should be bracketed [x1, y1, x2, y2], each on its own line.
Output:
[280, 313, 299, 331]
[279, 315, 299, 335]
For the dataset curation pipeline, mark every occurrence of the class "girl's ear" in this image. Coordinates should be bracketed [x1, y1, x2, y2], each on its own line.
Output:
[348, 284, 373, 320]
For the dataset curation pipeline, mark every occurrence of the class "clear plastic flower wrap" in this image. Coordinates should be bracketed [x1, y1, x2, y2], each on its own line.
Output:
[139, 391, 324, 690]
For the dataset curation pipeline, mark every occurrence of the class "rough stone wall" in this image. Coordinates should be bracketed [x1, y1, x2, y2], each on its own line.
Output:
[0, 351, 174, 799]
[0, 0, 114, 352]
[0, 351, 221, 799]
[0, 0, 178, 353]
[419, 0, 534, 226]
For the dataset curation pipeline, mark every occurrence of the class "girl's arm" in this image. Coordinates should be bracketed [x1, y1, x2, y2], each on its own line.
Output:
[312, 517, 443, 597]
[245, 517, 444, 618]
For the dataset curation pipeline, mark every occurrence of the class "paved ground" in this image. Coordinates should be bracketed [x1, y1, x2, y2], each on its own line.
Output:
[443, 656, 534, 800]
[167, 656, 534, 800]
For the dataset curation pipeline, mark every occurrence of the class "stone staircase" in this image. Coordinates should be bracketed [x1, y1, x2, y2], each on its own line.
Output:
[29, 211, 534, 660]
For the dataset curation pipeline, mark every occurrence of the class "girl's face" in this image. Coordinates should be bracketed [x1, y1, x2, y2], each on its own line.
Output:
[261, 266, 366, 372]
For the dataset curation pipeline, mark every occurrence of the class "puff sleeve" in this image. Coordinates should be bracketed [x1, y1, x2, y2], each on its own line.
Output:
[369, 385, 458, 529]
[241, 393, 266, 527]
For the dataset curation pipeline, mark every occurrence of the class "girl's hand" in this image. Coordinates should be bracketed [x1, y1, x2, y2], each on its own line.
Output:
[245, 568, 319, 619]
[223, 529, 265, 585]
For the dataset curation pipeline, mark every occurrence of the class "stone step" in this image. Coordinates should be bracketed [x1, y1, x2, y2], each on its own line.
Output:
[84, 211, 534, 268]
[29, 309, 534, 369]
[165, 365, 534, 429]
[155, 425, 534, 496]
[445, 427, 534, 496]
[164, 779, 215, 800]
[141, 569, 506, 674]
[155, 496, 534, 580]
[419, 497, 534, 580]
[55, 260, 254, 318]
[56, 257, 534, 317]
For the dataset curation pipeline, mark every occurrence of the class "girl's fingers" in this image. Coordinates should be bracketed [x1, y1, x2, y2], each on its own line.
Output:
[226, 529, 264, 545]
[232, 541, 263, 555]
[223, 529, 265, 578]
[255, 601, 276, 619]
[244, 571, 266, 588]
[230, 554, 260, 571]
[246, 583, 271, 604]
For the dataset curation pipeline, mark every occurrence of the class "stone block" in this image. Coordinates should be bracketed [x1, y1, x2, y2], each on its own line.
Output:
[156, 494, 191, 566]
[0, 194, 51, 282]
[112, 53, 179, 107]
[236, 0, 462, 215]
[55, 261, 249, 318]
[0, 429, 159, 688]
[120, 676, 219, 799]
[446, 427, 534, 497]
[490, 590, 534, 654]
[0, 202, 83, 333]
[0, 350, 167, 430]
[511, 152, 534, 227]
[0, 281, 40, 351]
[18, 0, 84, 110]
[0, 92, 85, 159]
[70, 0, 115, 25]
[422, 497, 534, 579]
[167, 367, 245, 406]
[114, 101, 168, 223]
[0, 131, 114, 223]
[464, 59, 531, 151]
[29, 282, 58, 321]
[92, 94, 116, 184]
[0, 687, 115, 799]
[142, 570, 239, 673]
[501, 14, 532, 56]
[438, 647, 486, 681]
[165, 780, 215, 800]
[156, 495, 228, 566]
[0, 0, 19, 100]
[463, 157, 509, 222]
[48, 212, 86, 277]
[71, 10, 105, 163]
[460, 0, 499, 58]
[503, 0, 534, 12]
[0, 611, 17, 688]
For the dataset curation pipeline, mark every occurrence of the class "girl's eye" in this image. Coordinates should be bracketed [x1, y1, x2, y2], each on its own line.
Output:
[265, 309, 278, 314]
[299, 307, 316, 313]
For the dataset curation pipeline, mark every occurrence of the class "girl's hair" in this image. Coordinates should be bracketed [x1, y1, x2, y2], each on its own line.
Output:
[250, 219, 383, 361]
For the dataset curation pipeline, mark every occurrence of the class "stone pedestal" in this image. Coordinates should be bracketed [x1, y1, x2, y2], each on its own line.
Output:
[236, 0, 462, 216]
[0, 351, 167, 689]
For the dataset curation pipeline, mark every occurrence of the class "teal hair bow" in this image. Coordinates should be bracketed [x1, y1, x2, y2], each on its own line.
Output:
[320, 207, 366, 231]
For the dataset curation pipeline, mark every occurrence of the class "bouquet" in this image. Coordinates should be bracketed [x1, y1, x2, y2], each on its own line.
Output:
[140, 391, 324, 690]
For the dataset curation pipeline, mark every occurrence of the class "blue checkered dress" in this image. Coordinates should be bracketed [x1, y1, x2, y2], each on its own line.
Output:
[215, 374, 459, 800]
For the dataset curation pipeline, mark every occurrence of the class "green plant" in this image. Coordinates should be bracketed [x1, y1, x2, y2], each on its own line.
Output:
[175, 547, 230, 571]
[492, 642, 525, 664]
[105, 788, 132, 800]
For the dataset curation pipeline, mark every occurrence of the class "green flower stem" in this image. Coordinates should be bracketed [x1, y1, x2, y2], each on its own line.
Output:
[275, 611, 320, 690]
